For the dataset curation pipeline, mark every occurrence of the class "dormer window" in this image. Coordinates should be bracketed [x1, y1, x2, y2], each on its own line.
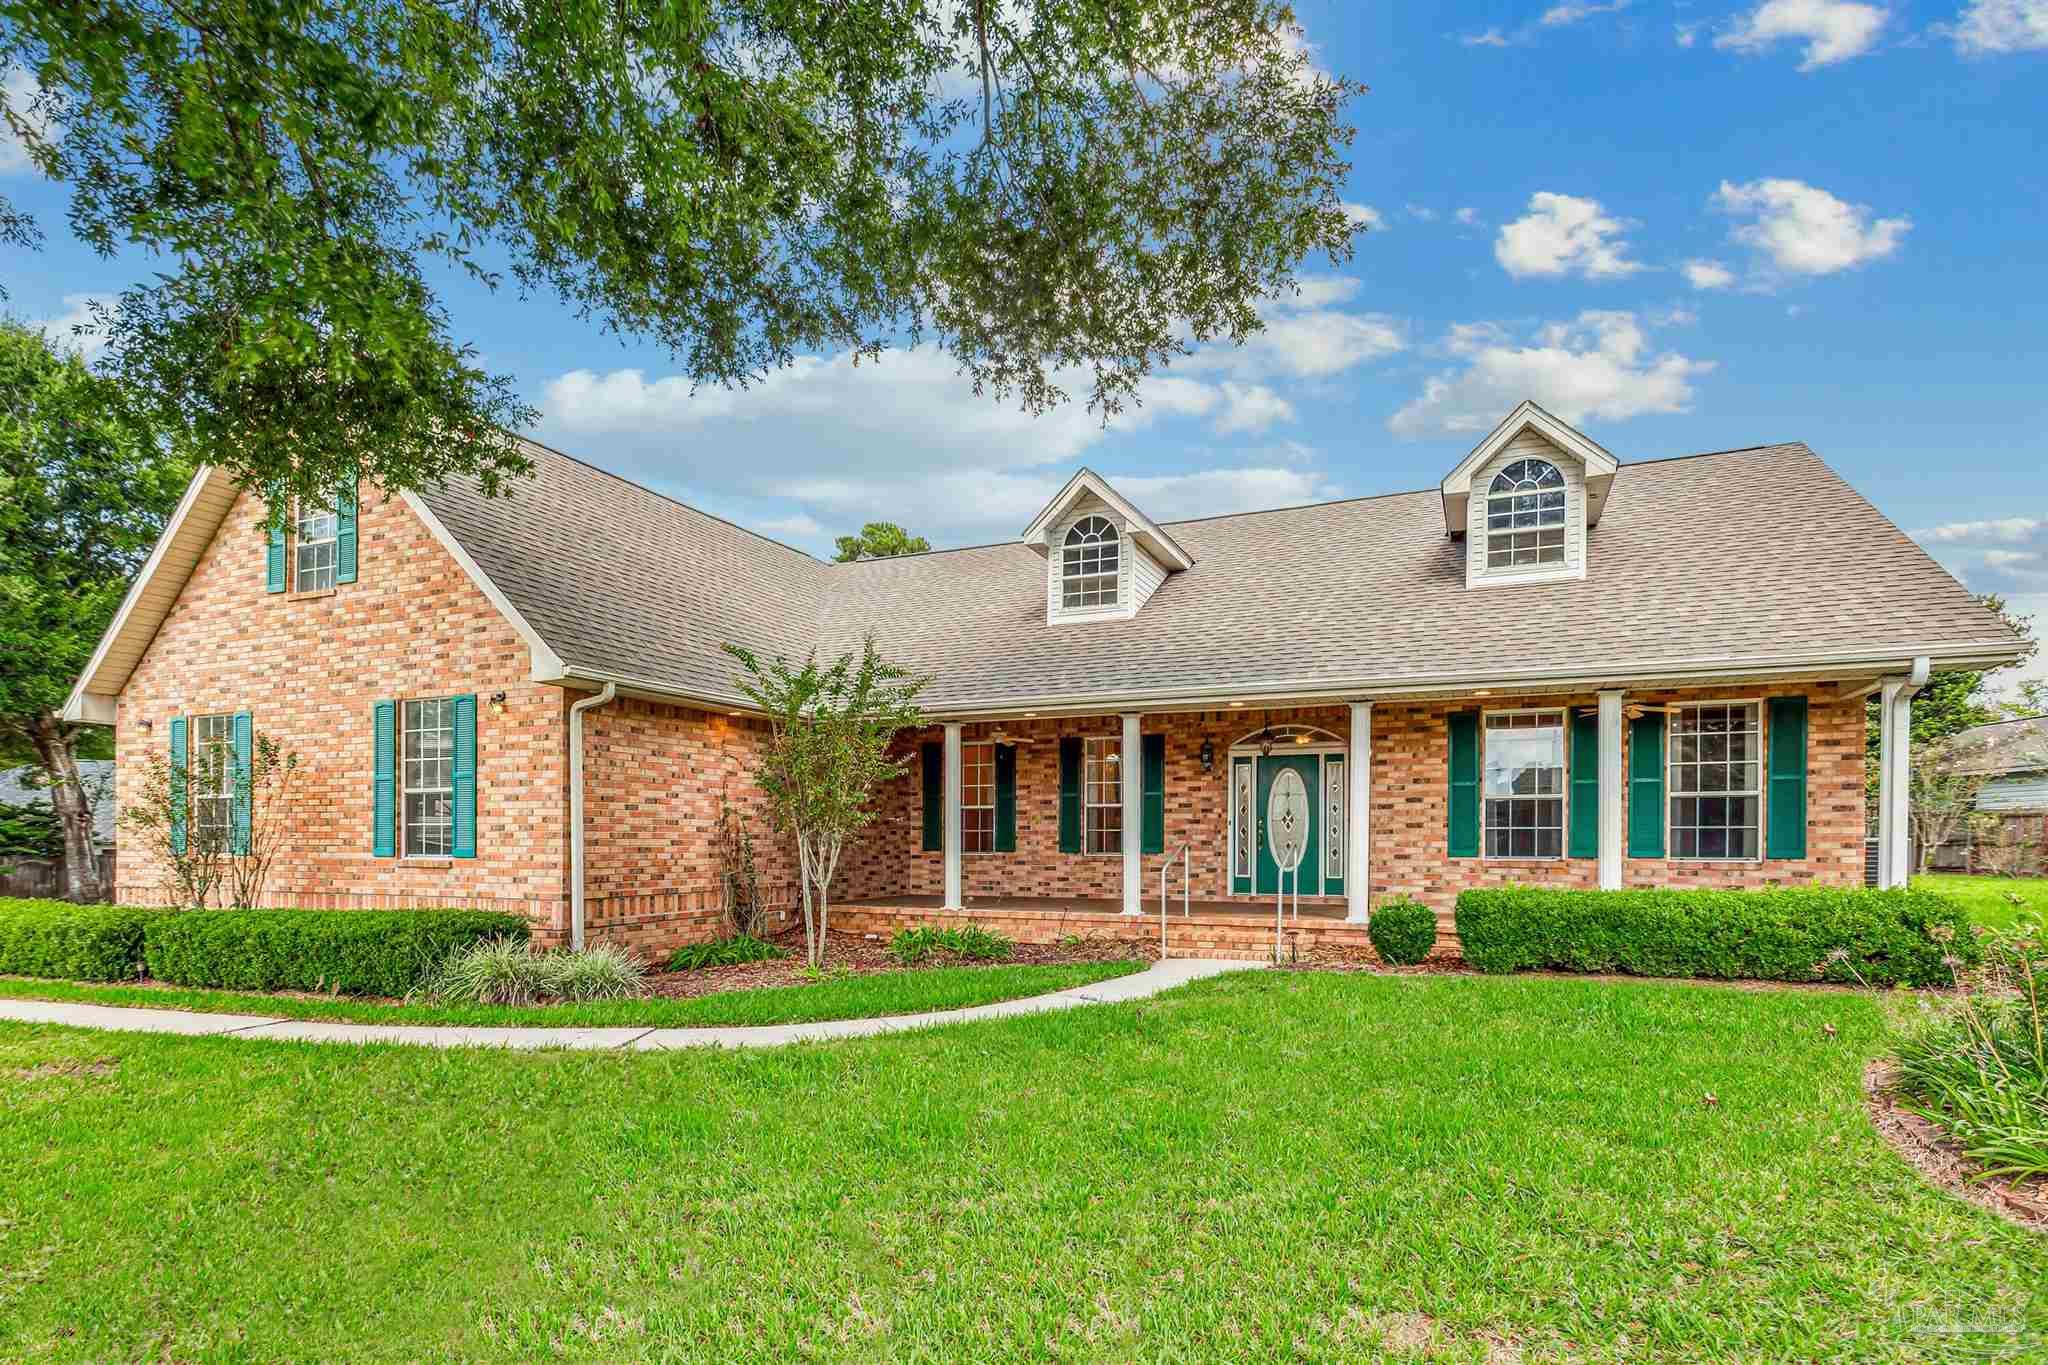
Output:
[1061, 516, 1120, 609]
[1485, 459, 1566, 570]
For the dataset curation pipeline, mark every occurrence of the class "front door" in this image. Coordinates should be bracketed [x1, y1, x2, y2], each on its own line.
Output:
[1255, 754, 1321, 895]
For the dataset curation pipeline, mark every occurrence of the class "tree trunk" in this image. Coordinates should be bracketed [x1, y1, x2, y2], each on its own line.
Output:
[26, 713, 104, 904]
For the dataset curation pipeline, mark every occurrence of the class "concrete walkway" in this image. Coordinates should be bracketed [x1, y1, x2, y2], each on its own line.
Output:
[0, 957, 1265, 1052]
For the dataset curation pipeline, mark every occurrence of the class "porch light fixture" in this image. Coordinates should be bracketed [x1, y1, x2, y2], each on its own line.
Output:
[1293, 733, 1311, 745]
[1199, 739, 1215, 772]
[1228, 701, 1245, 708]
[489, 691, 508, 715]
[138, 718, 153, 733]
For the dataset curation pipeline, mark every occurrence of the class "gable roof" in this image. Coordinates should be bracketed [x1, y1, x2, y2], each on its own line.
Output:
[67, 432, 2029, 722]
[1951, 715, 2048, 776]
[1019, 468, 1194, 571]
[1439, 399, 1619, 535]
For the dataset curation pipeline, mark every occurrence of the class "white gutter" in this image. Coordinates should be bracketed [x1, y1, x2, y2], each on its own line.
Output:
[567, 681, 617, 952]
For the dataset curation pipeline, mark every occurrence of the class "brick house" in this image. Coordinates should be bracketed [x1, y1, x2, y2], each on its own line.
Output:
[62, 401, 2024, 957]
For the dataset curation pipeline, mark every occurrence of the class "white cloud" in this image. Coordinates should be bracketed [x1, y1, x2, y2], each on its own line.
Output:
[1343, 202, 1385, 229]
[1454, 206, 1481, 226]
[1650, 305, 1700, 326]
[755, 513, 823, 538]
[1109, 467, 1337, 520]
[1952, 0, 2048, 52]
[1681, 258, 1737, 290]
[1713, 177, 1910, 276]
[1182, 276, 1405, 380]
[1461, 27, 1513, 46]
[1214, 382, 1295, 434]
[1389, 310, 1712, 437]
[1494, 192, 1645, 280]
[1676, 21, 1702, 45]
[31, 293, 114, 359]
[1406, 203, 1439, 221]
[1542, 0, 1632, 24]
[0, 67, 58, 174]
[1716, 0, 1889, 68]
[1917, 515, 2044, 543]
[1986, 549, 2041, 568]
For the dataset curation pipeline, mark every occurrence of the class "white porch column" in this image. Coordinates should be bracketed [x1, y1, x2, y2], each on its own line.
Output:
[942, 722, 964, 909]
[1878, 675, 1922, 889]
[1346, 702, 1372, 923]
[1121, 711, 1144, 915]
[1597, 690, 1625, 890]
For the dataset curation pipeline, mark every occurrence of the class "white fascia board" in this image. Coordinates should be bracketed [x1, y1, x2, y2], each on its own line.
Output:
[1439, 400, 1621, 535]
[401, 490, 569, 681]
[1018, 468, 1194, 571]
[60, 465, 223, 725]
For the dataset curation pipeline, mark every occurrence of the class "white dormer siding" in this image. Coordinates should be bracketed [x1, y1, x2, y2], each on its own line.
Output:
[1021, 468, 1194, 626]
[1464, 430, 1589, 587]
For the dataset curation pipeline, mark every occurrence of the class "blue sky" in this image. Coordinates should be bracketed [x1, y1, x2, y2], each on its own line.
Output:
[5, 0, 2045, 691]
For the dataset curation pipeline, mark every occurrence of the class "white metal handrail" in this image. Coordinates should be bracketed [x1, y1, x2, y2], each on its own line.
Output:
[1158, 841, 1192, 958]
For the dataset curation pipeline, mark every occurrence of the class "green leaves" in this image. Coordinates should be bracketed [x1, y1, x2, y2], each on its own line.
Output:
[4, 0, 1363, 503]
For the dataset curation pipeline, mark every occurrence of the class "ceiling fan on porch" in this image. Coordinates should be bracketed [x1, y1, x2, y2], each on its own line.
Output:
[986, 725, 1037, 746]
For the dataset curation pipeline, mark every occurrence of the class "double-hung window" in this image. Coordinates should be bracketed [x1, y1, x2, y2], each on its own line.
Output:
[295, 500, 338, 592]
[1062, 516, 1120, 608]
[1084, 736, 1123, 854]
[1485, 459, 1567, 570]
[191, 713, 235, 843]
[962, 742, 995, 854]
[1483, 710, 1566, 858]
[1669, 702, 1762, 860]
[403, 698, 457, 856]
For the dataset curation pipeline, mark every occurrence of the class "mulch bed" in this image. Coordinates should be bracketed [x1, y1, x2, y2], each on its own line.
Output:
[1864, 1059, 2048, 1235]
[645, 927, 1155, 1000]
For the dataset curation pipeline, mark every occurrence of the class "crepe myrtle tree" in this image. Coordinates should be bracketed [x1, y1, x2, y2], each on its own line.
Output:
[725, 637, 929, 970]
[3, 0, 1366, 515]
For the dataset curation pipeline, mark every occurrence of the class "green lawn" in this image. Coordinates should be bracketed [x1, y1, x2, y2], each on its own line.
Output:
[3, 973, 2042, 1361]
[0, 960, 1140, 1029]
[1916, 873, 2048, 931]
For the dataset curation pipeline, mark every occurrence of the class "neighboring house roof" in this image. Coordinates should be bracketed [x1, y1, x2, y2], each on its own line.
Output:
[0, 761, 116, 849]
[65, 411, 2028, 723]
[1951, 715, 2048, 777]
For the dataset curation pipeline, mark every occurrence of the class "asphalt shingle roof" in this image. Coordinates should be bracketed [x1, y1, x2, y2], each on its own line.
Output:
[417, 439, 2020, 713]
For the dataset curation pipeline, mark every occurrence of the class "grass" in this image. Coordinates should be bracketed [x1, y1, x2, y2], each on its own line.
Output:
[3, 973, 2044, 1361]
[1916, 873, 2048, 931]
[0, 960, 1140, 1029]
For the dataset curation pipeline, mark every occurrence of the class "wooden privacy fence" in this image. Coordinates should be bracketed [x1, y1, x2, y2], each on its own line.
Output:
[0, 851, 115, 901]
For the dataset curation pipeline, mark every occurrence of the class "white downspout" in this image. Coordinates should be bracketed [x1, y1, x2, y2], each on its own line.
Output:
[568, 682, 617, 951]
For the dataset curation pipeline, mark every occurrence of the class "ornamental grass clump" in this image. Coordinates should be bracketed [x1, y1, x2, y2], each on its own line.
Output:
[1894, 916, 2048, 1183]
[887, 924, 1014, 966]
[667, 934, 788, 971]
[427, 937, 646, 1006]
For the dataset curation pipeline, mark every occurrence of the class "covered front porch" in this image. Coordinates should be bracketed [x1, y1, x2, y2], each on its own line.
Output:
[831, 893, 1391, 962]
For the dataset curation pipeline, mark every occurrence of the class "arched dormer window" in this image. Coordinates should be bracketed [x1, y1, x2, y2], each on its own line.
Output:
[1062, 515, 1120, 608]
[1486, 459, 1566, 570]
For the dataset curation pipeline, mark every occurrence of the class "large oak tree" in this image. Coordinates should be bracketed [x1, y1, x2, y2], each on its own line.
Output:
[1, 1, 1366, 512]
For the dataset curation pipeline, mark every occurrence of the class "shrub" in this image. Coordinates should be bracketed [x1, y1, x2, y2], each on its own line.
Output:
[887, 924, 1014, 966]
[668, 934, 789, 971]
[1453, 886, 1977, 987]
[428, 937, 646, 1005]
[1367, 897, 1437, 966]
[0, 898, 169, 981]
[144, 908, 529, 996]
[1893, 919, 2048, 1181]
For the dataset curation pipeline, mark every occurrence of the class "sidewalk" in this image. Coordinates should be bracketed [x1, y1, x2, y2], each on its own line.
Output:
[0, 957, 1266, 1051]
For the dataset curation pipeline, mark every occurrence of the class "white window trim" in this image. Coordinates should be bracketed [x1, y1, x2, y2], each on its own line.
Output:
[1082, 734, 1123, 857]
[1482, 460, 1568, 574]
[400, 696, 457, 860]
[1060, 515, 1122, 612]
[1480, 706, 1570, 862]
[190, 712, 235, 840]
[1664, 698, 1766, 865]
[293, 497, 339, 593]
[961, 740, 996, 856]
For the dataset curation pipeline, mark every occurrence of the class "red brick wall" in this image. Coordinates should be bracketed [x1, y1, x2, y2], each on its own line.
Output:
[576, 696, 801, 953]
[838, 686, 1868, 912]
[115, 486, 571, 925]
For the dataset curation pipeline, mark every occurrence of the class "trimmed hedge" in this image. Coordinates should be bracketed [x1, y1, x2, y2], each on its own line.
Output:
[1367, 897, 1438, 966]
[1454, 886, 1978, 987]
[0, 898, 167, 981]
[143, 909, 530, 996]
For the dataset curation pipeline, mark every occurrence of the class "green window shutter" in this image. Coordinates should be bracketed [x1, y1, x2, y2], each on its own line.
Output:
[1141, 733, 1165, 855]
[920, 742, 943, 852]
[335, 483, 358, 584]
[372, 701, 397, 857]
[230, 711, 253, 856]
[1628, 713, 1666, 859]
[1446, 712, 1480, 859]
[266, 520, 287, 593]
[1058, 737, 1083, 854]
[452, 694, 477, 859]
[168, 716, 189, 855]
[1568, 710, 1600, 859]
[994, 744, 1017, 853]
[1767, 696, 1809, 860]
